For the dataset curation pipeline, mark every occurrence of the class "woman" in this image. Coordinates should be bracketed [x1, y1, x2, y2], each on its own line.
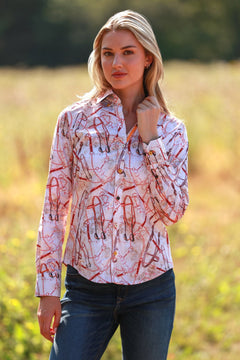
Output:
[36, 10, 189, 360]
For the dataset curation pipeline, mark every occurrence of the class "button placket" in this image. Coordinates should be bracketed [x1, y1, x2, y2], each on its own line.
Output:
[116, 147, 126, 176]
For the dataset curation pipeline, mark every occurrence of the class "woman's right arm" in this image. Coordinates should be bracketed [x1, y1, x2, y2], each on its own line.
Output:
[35, 110, 73, 298]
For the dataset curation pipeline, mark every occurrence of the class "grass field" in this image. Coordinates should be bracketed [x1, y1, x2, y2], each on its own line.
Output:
[0, 62, 240, 360]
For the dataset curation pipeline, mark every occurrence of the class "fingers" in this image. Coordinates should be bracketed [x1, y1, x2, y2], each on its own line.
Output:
[136, 96, 160, 144]
[137, 96, 160, 116]
[37, 296, 61, 343]
[140, 96, 159, 105]
[143, 96, 159, 106]
[38, 304, 54, 342]
[137, 96, 160, 113]
[52, 305, 62, 335]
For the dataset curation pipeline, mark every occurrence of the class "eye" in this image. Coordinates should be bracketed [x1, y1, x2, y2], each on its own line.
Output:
[123, 50, 134, 55]
[102, 51, 113, 57]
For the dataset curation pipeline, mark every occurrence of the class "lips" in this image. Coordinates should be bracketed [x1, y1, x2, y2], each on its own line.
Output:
[112, 72, 127, 79]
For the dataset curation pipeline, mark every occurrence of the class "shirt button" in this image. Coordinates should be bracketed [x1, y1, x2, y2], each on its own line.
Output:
[117, 168, 124, 174]
[113, 250, 118, 262]
[116, 196, 120, 200]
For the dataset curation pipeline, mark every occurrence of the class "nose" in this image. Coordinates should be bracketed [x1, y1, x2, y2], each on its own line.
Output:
[112, 54, 122, 68]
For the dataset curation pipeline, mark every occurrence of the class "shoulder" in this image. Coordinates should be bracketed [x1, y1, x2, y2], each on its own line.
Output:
[59, 97, 95, 119]
[57, 97, 100, 129]
[157, 112, 188, 150]
[159, 112, 187, 137]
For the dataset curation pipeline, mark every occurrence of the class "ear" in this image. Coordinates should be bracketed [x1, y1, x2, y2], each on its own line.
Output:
[145, 54, 153, 68]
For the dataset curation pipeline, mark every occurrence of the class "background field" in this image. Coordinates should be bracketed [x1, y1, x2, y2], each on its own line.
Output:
[0, 63, 240, 360]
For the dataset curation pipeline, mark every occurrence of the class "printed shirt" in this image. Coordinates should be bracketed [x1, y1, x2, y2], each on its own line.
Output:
[35, 90, 189, 297]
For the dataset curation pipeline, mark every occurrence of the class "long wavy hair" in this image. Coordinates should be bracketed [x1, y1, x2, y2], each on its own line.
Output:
[87, 10, 169, 114]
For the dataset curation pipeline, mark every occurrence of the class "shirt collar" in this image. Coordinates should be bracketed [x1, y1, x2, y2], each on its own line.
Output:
[96, 89, 121, 106]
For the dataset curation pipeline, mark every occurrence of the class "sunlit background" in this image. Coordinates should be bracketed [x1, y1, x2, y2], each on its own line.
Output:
[0, 1, 240, 359]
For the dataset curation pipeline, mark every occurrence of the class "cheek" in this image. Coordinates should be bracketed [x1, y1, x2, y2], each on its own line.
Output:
[101, 59, 110, 75]
[131, 63, 145, 79]
[129, 57, 145, 74]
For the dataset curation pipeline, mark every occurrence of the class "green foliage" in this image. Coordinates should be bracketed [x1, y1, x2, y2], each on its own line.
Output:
[0, 232, 50, 360]
[0, 63, 240, 359]
[0, 0, 240, 65]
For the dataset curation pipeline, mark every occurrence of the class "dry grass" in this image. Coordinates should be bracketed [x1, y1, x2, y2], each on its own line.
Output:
[0, 63, 240, 359]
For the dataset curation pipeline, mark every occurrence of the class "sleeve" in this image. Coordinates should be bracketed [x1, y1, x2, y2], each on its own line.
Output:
[142, 119, 189, 226]
[35, 110, 73, 297]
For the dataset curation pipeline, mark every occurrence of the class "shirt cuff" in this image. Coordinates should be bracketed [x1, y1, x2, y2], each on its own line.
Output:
[35, 272, 61, 297]
[142, 137, 168, 166]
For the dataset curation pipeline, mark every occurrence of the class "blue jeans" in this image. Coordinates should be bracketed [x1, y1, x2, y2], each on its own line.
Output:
[50, 265, 176, 360]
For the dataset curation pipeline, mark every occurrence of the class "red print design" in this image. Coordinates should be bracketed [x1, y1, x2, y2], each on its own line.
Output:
[35, 90, 189, 296]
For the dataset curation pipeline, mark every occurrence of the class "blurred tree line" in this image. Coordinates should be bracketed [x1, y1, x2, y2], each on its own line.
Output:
[0, 0, 240, 66]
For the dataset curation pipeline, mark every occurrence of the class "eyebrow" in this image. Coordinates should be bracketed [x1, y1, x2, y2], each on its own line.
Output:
[102, 45, 137, 50]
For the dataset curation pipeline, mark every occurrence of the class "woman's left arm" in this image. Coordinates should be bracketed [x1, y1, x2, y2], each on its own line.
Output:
[137, 97, 189, 226]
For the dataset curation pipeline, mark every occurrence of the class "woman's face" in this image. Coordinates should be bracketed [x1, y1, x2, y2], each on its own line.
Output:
[101, 30, 152, 96]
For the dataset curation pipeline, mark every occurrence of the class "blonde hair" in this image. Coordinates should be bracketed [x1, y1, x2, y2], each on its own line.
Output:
[87, 10, 169, 114]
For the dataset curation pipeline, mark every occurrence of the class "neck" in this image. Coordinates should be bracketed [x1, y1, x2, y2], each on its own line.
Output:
[113, 87, 145, 115]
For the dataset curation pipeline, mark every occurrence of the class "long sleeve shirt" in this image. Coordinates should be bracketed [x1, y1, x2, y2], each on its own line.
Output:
[35, 90, 189, 297]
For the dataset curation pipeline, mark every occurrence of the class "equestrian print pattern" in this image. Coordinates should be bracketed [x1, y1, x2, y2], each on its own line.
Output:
[36, 90, 189, 296]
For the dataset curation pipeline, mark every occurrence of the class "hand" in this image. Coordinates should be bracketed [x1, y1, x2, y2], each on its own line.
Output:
[37, 296, 62, 343]
[137, 96, 160, 144]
